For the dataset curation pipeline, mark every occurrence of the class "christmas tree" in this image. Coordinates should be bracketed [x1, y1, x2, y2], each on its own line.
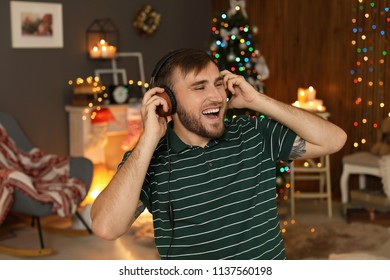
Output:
[209, 2, 268, 90]
[209, 1, 269, 118]
[209, 1, 289, 206]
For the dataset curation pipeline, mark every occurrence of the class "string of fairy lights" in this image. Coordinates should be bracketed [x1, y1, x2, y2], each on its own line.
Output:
[351, 0, 390, 150]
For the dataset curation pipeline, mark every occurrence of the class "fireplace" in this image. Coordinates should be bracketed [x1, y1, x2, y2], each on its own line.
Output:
[66, 104, 142, 205]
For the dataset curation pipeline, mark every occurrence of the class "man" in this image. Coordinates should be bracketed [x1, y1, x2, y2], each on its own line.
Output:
[91, 49, 347, 259]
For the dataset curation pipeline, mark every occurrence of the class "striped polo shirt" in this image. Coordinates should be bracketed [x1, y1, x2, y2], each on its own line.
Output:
[125, 115, 296, 259]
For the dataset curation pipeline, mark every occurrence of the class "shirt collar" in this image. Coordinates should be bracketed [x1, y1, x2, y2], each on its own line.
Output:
[166, 121, 230, 153]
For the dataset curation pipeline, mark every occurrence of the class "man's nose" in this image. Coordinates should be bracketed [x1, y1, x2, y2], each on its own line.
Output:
[210, 86, 224, 102]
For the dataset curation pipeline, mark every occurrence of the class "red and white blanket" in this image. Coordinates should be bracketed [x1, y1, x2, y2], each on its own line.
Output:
[0, 124, 86, 224]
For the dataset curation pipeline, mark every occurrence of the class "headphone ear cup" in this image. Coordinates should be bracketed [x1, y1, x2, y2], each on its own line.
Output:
[155, 86, 177, 117]
[163, 86, 177, 115]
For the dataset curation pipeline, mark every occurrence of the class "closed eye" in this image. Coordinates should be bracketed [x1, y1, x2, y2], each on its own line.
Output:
[215, 76, 224, 88]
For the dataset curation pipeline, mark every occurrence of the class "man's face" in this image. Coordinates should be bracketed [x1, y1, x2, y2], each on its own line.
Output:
[172, 62, 228, 142]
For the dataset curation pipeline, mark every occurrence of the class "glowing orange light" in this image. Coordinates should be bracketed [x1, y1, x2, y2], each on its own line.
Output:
[82, 164, 115, 206]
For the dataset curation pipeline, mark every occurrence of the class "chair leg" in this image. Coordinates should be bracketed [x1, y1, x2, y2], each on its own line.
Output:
[0, 215, 54, 257]
[75, 211, 93, 234]
[340, 168, 350, 204]
[326, 167, 332, 218]
[32, 216, 45, 249]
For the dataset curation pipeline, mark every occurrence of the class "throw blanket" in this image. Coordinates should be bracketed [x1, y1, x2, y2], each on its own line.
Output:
[379, 154, 390, 199]
[0, 124, 86, 224]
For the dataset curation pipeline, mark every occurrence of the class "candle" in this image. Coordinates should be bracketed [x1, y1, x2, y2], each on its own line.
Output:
[99, 39, 107, 47]
[292, 101, 301, 108]
[317, 105, 326, 112]
[89, 39, 116, 59]
[307, 86, 316, 101]
[89, 46, 101, 58]
[107, 45, 117, 58]
[297, 88, 307, 103]
[101, 45, 108, 58]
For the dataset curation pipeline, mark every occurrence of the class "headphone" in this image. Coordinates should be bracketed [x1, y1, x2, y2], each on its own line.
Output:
[150, 50, 188, 257]
[150, 49, 186, 117]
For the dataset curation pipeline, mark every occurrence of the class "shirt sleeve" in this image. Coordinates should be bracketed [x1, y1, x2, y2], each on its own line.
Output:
[255, 115, 296, 162]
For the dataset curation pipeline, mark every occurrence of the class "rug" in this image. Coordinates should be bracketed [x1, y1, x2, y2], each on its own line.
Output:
[282, 221, 390, 259]
[128, 213, 156, 248]
[112, 212, 390, 260]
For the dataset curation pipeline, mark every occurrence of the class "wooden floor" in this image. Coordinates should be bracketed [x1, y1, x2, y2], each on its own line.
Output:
[0, 200, 389, 260]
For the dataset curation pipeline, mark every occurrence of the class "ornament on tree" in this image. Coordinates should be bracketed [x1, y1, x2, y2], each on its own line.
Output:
[255, 54, 270, 81]
[220, 28, 229, 38]
[252, 26, 258, 35]
[227, 50, 236, 62]
[231, 27, 239, 36]
[228, 0, 248, 18]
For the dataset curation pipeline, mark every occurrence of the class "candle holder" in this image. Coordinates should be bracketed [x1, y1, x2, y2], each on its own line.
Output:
[86, 18, 119, 59]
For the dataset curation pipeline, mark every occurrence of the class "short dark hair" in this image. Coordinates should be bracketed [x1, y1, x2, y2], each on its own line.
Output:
[153, 49, 218, 90]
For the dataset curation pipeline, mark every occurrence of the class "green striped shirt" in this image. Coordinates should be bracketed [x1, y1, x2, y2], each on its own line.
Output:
[124, 115, 296, 259]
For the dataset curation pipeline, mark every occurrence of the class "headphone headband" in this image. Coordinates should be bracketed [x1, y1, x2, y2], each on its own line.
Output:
[150, 49, 187, 87]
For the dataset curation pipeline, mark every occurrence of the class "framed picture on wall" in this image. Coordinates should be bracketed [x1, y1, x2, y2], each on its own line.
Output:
[10, 1, 63, 48]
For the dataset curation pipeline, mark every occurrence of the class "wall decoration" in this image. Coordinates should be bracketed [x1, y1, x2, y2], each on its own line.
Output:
[10, 1, 63, 48]
[86, 18, 118, 59]
[133, 5, 161, 36]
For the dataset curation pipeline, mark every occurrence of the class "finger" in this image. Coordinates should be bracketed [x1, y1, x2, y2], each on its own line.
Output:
[220, 69, 232, 76]
[142, 87, 166, 106]
[225, 76, 239, 94]
[147, 94, 170, 118]
[222, 72, 235, 90]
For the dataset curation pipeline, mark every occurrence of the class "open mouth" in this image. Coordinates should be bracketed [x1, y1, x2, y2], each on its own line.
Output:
[202, 108, 221, 119]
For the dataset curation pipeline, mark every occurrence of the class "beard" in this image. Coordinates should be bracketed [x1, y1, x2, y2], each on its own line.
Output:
[176, 104, 225, 139]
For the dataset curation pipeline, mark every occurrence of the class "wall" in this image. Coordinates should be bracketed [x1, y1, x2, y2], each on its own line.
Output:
[0, 0, 212, 155]
[212, 0, 370, 196]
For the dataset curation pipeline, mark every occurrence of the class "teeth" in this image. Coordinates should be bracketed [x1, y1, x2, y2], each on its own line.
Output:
[203, 108, 220, 115]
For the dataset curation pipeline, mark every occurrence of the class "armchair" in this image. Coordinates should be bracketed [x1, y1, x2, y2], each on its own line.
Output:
[0, 111, 93, 257]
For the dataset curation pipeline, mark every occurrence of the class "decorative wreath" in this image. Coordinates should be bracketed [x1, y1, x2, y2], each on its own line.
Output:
[133, 5, 161, 36]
